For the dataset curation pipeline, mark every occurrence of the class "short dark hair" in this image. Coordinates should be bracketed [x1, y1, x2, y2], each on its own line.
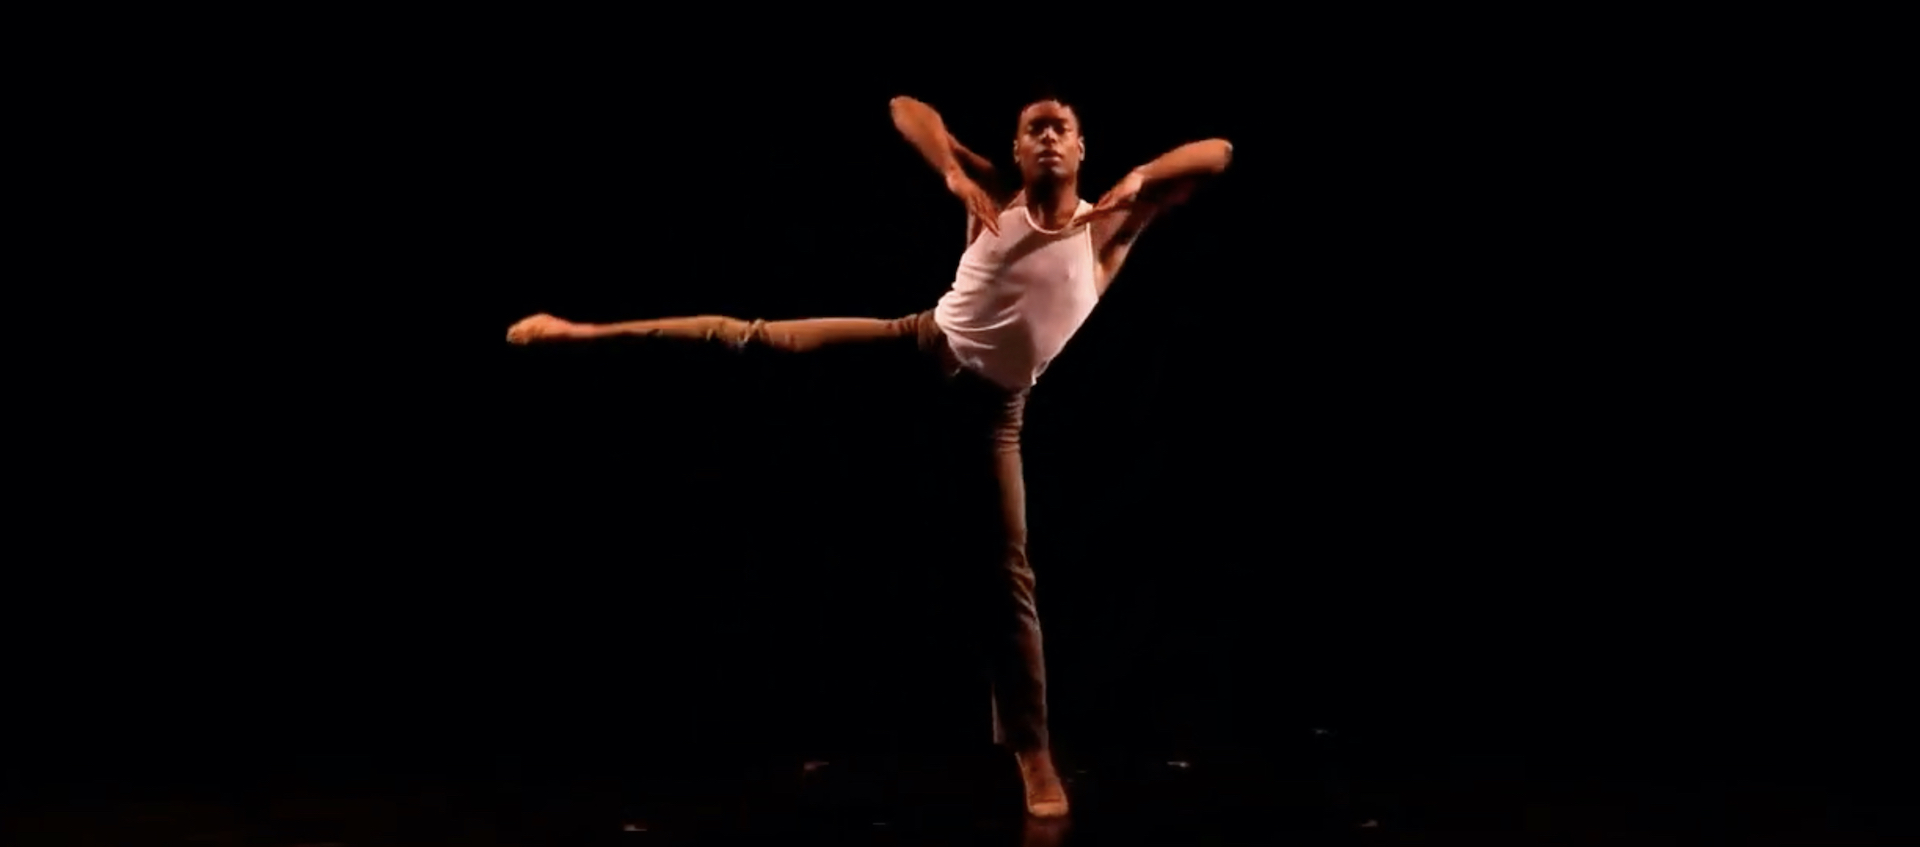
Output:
[1015, 88, 1083, 135]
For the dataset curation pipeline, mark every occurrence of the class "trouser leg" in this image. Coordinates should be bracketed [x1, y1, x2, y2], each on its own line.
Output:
[969, 385, 1048, 752]
[587, 314, 933, 355]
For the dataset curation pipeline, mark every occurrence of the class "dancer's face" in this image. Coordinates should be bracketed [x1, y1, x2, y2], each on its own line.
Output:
[1012, 100, 1084, 186]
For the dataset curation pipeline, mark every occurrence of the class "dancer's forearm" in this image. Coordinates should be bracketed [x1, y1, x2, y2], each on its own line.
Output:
[1134, 139, 1235, 184]
[891, 96, 965, 177]
[954, 142, 997, 179]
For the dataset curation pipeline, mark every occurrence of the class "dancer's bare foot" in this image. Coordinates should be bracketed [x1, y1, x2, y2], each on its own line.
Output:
[505, 313, 591, 344]
[1014, 748, 1069, 818]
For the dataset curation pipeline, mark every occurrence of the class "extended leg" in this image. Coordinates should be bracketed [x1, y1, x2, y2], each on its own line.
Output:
[506, 312, 927, 355]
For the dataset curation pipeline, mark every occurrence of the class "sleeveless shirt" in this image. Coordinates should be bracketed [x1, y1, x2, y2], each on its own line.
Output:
[933, 200, 1099, 391]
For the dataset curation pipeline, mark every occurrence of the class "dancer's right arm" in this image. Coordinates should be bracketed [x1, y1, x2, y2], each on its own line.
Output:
[891, 96, 1003, 236]
[890, 96, 965, 177]
[950, 141, 1002, 191]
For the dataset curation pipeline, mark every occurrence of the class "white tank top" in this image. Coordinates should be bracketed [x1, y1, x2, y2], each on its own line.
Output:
[933, 200, 1099, 390]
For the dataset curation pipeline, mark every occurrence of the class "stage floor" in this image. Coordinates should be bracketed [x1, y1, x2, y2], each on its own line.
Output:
[5, 747, 1912, 845]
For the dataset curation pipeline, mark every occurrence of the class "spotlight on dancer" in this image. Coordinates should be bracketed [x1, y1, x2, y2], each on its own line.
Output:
[507, 93, 1231, 818]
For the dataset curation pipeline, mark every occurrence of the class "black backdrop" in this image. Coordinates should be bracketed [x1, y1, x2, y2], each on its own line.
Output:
[13, 26, 1904, 801]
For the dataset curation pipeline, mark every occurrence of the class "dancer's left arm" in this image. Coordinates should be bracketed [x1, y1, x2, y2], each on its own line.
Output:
[1081, 139, 1233, 295]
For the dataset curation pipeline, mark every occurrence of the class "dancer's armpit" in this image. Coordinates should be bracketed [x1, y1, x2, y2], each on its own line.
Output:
[1086, 178, 1193, 296]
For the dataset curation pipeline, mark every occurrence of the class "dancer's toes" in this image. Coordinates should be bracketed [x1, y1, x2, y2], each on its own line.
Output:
[506, 313, 576, 344]
[1015, 749, 1070, 818]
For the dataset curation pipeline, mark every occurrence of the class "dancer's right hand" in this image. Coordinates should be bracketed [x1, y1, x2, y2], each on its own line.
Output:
[946, 170, 1002, 236]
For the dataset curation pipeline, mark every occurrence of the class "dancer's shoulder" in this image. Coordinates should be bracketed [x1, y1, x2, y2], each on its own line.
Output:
[966, 189, 1026, 245]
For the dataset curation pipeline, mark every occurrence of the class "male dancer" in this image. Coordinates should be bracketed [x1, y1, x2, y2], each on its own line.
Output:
[506, 94, 1231, 817]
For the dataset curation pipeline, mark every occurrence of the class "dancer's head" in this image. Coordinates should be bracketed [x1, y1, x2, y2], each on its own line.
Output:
[1012, 97, 1085, 189]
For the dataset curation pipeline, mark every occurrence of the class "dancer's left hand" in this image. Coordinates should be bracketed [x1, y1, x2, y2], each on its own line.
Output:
[1072, 170, 1148, 228]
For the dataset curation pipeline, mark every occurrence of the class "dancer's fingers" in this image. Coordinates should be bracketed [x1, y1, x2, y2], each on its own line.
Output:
[975, 200, 1001, 235]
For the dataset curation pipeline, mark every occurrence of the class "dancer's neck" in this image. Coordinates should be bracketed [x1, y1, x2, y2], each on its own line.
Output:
[1024, 181, 1080, 231]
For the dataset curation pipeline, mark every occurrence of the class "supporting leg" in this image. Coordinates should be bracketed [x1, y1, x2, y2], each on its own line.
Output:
[967, 384, 1067, 818]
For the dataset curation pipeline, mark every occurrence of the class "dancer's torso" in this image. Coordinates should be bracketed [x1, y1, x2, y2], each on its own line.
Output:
[933, 200, 1099, 391]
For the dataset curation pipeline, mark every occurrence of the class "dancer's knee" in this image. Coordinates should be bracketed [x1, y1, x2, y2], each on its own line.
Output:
[685, 315, 763, 351]
[1002, 548, 1037, 593]
[737, 318, 770, 351]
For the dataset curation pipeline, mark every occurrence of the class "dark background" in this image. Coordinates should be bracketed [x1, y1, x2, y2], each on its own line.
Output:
[10, 27, 1902, 810]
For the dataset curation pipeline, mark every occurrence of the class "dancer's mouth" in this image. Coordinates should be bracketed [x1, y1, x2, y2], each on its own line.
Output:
[1038, 152, 1061, 163]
